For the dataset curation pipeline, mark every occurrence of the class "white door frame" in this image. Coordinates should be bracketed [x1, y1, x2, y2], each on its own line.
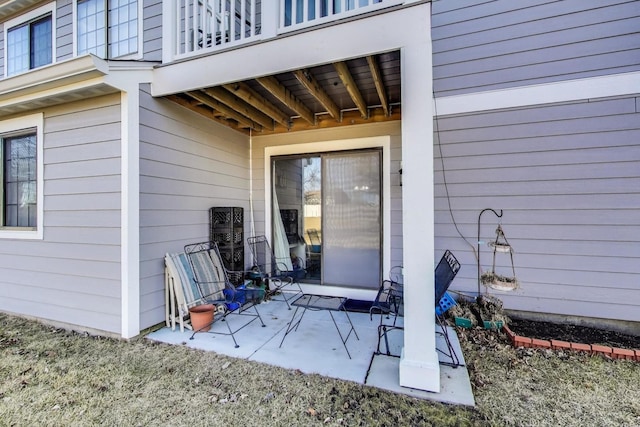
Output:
[264, 136, 391, 301]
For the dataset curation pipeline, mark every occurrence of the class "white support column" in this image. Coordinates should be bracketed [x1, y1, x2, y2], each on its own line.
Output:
[398, 11, 439, 392]
[120, 86, 141, 339]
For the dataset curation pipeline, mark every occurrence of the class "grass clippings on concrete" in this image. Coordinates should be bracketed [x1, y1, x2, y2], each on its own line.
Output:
[2, 312, 639, 426]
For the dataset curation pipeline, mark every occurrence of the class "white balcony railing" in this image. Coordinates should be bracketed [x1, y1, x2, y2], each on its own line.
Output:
[165, 0, 404, 61]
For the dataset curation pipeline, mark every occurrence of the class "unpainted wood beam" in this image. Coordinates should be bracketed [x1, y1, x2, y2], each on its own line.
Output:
[223, 82, 291, 128]
[165, 95, 244, 131]
[333, 61, 368, 119]
[293, 69, 341, 121]
[186, 90, 262, 131]
[366, 55, 390, 117]
[203, 87, 275, 130]
[255, 76, 316, 125]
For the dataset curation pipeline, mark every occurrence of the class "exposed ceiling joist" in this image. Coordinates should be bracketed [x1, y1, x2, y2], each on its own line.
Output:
[203, 87, 274, 130]
[367, 55, 390, 117]
[255, 76, 316, 125]
[166, 95, 242, 130]
[293, 69, 341, 121]
[333, 61, 367, 119]
[222, 82, 291, 128]
[186, 90, 262, 131]
[166, 51, 400, 135]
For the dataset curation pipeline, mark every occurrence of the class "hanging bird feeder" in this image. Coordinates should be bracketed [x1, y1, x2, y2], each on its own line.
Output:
[481, 224, 518, 291]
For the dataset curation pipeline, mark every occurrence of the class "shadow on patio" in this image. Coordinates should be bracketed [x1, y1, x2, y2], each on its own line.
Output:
[146, 298, 474, 406]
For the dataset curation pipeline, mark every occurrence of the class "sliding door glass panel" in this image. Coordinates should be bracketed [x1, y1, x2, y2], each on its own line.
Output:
[322, 150, 381, 288]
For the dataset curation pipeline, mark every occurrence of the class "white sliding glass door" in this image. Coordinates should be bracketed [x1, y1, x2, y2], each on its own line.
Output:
[322, 150, 381, 288]
[272, 149, 381, 289]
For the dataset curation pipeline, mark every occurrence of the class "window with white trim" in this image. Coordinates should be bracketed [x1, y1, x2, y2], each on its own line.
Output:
[76, 0, 138, 58]
[0, 114, 44, 239]
[2, 133, 37, 227]
[4, 4, 55, 76]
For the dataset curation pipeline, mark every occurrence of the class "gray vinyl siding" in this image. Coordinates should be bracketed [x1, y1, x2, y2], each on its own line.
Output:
[0, 94, 122, 333]
[138, 84, 250, 329]
[434, 95, 640, 323]
[432, 0, 640, 97]
[56, 0, 73, 61]
[143, 0, 163, 61]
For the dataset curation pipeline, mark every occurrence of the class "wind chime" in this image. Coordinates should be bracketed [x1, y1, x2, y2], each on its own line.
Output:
[477, 209, 519, 293]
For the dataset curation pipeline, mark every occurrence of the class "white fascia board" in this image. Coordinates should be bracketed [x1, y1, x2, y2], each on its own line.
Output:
[435, 71, 640, 116]
[152, 2, 430, 96]
[0, 55, 109, 101]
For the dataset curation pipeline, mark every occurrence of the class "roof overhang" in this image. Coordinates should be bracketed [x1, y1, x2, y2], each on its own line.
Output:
[0, 55, 155, 118]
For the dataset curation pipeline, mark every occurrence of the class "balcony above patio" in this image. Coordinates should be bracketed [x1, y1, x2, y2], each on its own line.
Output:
[163, 0, 407, 62]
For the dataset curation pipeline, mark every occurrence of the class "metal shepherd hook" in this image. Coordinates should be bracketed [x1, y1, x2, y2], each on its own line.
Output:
[477, 208, 503, 295]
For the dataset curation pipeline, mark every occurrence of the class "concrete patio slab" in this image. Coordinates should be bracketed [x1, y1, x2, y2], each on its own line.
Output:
[147, 299, 474, 406]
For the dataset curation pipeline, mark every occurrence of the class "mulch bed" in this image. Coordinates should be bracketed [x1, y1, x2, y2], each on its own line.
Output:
[508, 318, 640, 350]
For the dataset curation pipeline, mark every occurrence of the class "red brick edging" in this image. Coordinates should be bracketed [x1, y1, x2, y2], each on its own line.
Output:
[502, 325, 640, 361]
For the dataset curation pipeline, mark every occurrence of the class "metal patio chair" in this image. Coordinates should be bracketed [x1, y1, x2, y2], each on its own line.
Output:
[183, 241, 265, 347]
[371, 251, 462, 367]
[247, 235, 304, 309]
[434, 250, 462, 367]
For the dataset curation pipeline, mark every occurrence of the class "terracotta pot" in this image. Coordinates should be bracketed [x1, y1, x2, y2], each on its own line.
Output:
[189, 304, 215, 332]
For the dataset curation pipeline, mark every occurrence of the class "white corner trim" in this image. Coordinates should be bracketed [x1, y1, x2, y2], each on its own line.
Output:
[120, 85, 140, 339]
[0, 113, 44, 240]
[435, 71, 640, 116]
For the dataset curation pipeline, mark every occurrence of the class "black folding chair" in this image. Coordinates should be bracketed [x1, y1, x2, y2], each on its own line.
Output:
[435, 250, 462, 367]
[247, 235, 303, 309]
